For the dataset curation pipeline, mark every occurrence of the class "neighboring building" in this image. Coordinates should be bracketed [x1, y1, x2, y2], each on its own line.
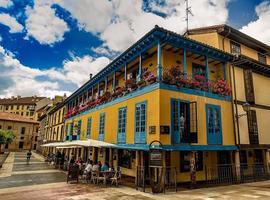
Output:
[186, 24, 270, 171]
[0, 112, 39, 151]
[0, 96, 49, 121]
[62, 26, 236, 184]
[38, 96, 66, 155]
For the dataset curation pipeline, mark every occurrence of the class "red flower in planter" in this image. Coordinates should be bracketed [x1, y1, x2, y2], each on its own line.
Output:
[213, 79, 231, 96]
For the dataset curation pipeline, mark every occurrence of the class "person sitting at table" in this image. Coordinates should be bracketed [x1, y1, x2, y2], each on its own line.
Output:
[98, 161, 102, 169]
[92, 161, 100, 172]
[109, 163, 114, 172]
[76, 157, 82, 166]
[84, 160, 93, 173]
[101, 162, 109, 171]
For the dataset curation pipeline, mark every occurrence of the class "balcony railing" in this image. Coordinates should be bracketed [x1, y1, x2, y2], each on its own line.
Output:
[162, 66, 231, 96]
[65, 68, 157, 119]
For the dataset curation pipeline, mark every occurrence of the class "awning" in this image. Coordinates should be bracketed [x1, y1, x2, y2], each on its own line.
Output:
[56, 146, 81, 149]
[41, 139, 116, 148]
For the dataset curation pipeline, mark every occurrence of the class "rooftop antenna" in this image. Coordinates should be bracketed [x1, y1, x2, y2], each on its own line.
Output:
[185, 0, 193, 33]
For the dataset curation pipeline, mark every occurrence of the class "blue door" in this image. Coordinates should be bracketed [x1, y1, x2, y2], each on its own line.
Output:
[135, 102, 146, 144]
[171, 99, 181, 144]
[117, 107, 127, 143]
[206, 104, 222, 145]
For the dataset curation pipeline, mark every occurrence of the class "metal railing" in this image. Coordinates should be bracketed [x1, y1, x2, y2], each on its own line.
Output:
[205, 164, 270, 186]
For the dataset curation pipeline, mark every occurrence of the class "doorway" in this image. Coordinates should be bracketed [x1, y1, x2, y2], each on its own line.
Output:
[19, 142, 24, 149]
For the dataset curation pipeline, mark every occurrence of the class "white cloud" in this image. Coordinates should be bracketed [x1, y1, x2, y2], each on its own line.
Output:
[0, 0, 13, 8]
[240, 1, 270, 45]
[25, 1, 69, 45]
[57, 0, 113, 33]
[0, 13, 23, 33]
[0, 45, 110, 98]
[56, 0, 229, 52]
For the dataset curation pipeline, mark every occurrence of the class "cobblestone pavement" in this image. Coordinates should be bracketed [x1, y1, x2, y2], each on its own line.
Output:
[1, 152, 270, 199]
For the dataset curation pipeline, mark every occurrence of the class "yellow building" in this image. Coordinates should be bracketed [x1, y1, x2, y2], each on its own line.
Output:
[187, 24, 270, 173]
[60, 26, 239, 186]
[0, 112, 39, 151]
[0, 96, 49, 121]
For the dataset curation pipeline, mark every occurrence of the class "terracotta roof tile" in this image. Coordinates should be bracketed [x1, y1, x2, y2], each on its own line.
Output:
[0, 112, 39, 124]
[0, 96, 46, 105]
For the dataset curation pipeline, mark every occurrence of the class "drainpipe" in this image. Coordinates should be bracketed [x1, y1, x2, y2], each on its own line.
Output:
[229, 63, 239, 147]
[232, 62, 241, 147]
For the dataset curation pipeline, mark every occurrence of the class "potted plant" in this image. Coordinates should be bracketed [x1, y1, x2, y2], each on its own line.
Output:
[213, 79, 231, 96]
[125, 78, 137, 91]
[162, 70, 172, 84]
[144, 68, 156, 85]
[101, 91, 112, 103]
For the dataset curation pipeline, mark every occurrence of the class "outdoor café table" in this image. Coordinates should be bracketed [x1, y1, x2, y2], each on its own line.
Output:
[99, 171, 114, 184]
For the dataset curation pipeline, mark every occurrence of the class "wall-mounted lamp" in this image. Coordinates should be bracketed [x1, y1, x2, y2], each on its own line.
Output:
[235, 102, 251, 118]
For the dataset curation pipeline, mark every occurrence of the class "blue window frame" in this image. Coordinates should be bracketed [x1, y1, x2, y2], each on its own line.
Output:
[171, 99, 180, 144]
[77, 120, 82, 140]
[86, 117, 92, 139]
[118, 107, 127, 143]
[206, 104, 222, 145]
[69, 123, 73, 140]
[98, 113, 105, 141]
[135, 102, 147, 144]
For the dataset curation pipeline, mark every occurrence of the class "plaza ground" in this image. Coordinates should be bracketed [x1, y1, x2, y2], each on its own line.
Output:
[1, 152, 270, 199]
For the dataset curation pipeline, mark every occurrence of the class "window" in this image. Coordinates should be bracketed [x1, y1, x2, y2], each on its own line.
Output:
[118, 149, 132, 169]
[26, 112, 29, 116]
[5, 106, 8, 110]
[230, 41, 241, 55]
[192, 63, 206, 77]
[16, 112, 19, 114]
[8, 126, 12, 130]
[86, 117, 92, 139]
[98, 113, 105, 141]
[180, 151, 203, 172]
[247, 110, 259, 144]
[118, 107, 127, 143]
[206, 104, 222, 145]
[135, 102, 146, 144]
[77, 120, 82, 139]
[258, 53, 266, 64]
[30, 111, 34, 116]
[20, 137, 24, 140]
[21, 127, 25, 134]
[21, 112, 23, 116]
[243, 69, 255, 104]
[17, 105, 19, 110]
[10, 105, 13, 110]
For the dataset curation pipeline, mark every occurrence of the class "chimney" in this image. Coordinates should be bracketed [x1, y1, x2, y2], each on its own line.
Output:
[89, 73, 93, 79]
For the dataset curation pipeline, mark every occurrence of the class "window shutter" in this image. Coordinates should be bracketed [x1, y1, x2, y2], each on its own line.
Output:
[189, 102, 198, 143]
[243, 69, 255, 104]
[247, 110, 259, 145]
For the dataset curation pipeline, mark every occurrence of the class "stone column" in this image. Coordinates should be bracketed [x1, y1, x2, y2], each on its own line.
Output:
[234, 150, 241, 182]
[109, 148, 113, 168]
[135, 150, 140, 186]
[190, 151, 196, 188]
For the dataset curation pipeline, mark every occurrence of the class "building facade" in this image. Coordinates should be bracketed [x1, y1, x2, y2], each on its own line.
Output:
[0, 96, 49, 121]
[39, 96, 66, 155]
[0, 112, 39, 151]
[187, 25, 270, 173]
[62, 26, 237, 184]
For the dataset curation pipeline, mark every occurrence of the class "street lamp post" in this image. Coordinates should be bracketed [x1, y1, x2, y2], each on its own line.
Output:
[235, 102, 251, 118]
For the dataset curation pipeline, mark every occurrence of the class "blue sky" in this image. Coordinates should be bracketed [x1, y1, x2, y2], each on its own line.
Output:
[0, 0, 269, 98]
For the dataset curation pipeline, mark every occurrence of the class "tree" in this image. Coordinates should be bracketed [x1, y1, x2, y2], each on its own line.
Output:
[0, 129, 16, 153]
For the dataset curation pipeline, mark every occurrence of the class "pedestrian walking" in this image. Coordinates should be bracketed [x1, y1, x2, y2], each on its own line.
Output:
[26, 150, 32, 164]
